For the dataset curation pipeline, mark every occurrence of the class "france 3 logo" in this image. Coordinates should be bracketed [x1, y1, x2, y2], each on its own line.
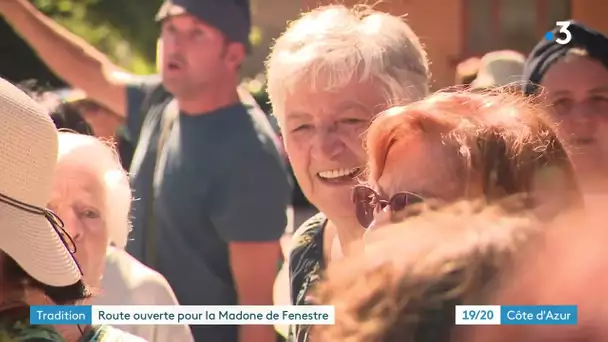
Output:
[545, 21, 572, 45]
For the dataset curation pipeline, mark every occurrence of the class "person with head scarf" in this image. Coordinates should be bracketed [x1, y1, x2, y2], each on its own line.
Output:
[522, 21, 608, 198]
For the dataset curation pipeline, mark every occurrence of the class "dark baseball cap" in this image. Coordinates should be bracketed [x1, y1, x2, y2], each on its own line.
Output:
[156, 0, 252, 52]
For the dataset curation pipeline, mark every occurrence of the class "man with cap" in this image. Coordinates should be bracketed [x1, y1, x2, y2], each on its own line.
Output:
[0, 1, 291, 341]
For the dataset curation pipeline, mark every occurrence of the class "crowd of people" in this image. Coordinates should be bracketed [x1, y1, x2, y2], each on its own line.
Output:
[0, 0, 608, 341]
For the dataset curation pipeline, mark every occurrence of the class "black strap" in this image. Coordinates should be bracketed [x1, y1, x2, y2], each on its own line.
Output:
[136, 83, 173, 268]
[0, 192, 82, 276]
[139, 84, 172, 130]
[142, 94, 178, 269]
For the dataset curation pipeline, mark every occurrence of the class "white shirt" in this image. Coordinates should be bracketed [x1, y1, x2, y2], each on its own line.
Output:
[93, 247, 194, 342]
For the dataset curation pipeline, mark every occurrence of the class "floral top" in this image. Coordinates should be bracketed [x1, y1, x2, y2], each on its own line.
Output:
[82, 325, 147, 341]
[0, 314, 146, 342]
[287, 213, 327, 342]
[0, 317, 61, 341]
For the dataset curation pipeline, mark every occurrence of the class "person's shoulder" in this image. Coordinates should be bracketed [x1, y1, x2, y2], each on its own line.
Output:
[295, 212, 327, 236]
[107, 249, 170, 289]
[0, 319, 64, 341]
[215, 104, 284, 165]
[288, 212, 327, 306]
[291, 212, 327, 252]
[221, 93, 279, 147]
[106, 248, 177, 305]
[84, 325, 146, 342]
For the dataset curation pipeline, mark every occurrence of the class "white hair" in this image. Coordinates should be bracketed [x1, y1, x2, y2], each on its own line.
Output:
[57, 132, 132, 249]
[266, 5, 430, 121]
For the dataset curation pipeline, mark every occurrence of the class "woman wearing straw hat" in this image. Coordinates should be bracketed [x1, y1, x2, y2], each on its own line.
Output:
[0, 77, 144, 341]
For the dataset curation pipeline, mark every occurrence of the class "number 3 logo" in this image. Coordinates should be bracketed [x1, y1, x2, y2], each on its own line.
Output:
[555, 21, 572, 45]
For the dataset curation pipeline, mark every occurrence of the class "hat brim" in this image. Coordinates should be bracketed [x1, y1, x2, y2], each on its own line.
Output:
[471, 74, 523, 90]
[471, 76, 498, 90]
[0, 202, 81, 287]
[155, 2, 187, 22]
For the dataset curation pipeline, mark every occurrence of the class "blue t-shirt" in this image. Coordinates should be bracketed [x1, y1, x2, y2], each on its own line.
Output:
[124, 77, 291, 342]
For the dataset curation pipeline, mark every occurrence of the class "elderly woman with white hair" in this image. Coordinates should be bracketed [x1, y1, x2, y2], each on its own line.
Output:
[48, 132, 194, 342]
[266, 4, 430, 341]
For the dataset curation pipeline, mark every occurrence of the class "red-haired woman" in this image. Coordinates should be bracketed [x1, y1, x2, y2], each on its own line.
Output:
[355, 90, 583, 232]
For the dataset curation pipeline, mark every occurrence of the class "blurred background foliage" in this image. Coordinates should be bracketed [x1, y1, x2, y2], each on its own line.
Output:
[1, 0, 268, 100]
[32, 0, 264, 74]
[32, 0, 165, 74]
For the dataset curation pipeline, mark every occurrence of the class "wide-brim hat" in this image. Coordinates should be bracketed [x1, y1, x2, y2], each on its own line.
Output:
[0, 77, 82, 287]
[471, 50, 526, 90]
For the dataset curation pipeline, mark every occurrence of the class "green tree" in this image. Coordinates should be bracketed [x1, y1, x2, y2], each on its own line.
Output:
[32, 0, 163, 74]
[31, 0, 265, 75]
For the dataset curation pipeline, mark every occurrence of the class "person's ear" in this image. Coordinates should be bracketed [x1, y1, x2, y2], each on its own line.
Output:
[224, 42, 246, 71]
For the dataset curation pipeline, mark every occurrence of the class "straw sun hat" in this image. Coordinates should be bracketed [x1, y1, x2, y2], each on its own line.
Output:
[0, 77, 82, 287]
[471, 50, 526, 90]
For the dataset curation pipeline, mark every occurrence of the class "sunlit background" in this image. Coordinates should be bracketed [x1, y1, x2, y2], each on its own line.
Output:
[1, 0, 607, 103]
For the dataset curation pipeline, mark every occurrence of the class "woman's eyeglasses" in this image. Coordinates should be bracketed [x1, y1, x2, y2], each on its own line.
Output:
[352, 185, 424, 228]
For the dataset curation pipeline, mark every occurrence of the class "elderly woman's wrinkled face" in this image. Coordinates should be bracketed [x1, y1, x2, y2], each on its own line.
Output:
[49, 163, 109, 287]
[542, 55, 608, 178]
[281, 80, 385, 220]
[366, 137, 481, 231]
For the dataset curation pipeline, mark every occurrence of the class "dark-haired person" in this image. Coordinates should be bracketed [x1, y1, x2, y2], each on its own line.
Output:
[16, 83, 93, 136]
[51, 103, 94, 135]
[523, 21, 608, 202]
[0, 77, 144, 341]
[52, 89, 136, 170]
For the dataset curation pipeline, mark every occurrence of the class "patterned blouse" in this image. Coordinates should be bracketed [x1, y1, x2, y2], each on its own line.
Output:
[0, 310, 145, 342]
[287, 213, 328, 342]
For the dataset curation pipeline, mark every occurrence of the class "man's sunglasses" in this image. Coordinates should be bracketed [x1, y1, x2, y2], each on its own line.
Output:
[352, 185, 424, 228]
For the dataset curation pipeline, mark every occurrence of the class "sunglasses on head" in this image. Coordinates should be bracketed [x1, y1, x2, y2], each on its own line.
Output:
[352, 185, 424, 228]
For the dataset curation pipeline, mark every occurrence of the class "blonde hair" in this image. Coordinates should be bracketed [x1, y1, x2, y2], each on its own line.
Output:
[56, 132, 132, 249]
[266, 4, 430, 122]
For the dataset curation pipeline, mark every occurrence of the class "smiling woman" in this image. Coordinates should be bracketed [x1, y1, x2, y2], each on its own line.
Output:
[266, 4, 430, 341]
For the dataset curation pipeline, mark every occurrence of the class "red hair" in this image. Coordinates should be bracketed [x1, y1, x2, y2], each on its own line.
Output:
[365, 90, 582, 209]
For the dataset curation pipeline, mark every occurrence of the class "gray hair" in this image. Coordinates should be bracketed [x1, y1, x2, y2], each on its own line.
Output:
[57, 132, 131, 249]
[266, 5, 430, 122]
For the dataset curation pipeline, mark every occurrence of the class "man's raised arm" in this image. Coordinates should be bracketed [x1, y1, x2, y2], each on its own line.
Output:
[0, 0, 128, 116]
